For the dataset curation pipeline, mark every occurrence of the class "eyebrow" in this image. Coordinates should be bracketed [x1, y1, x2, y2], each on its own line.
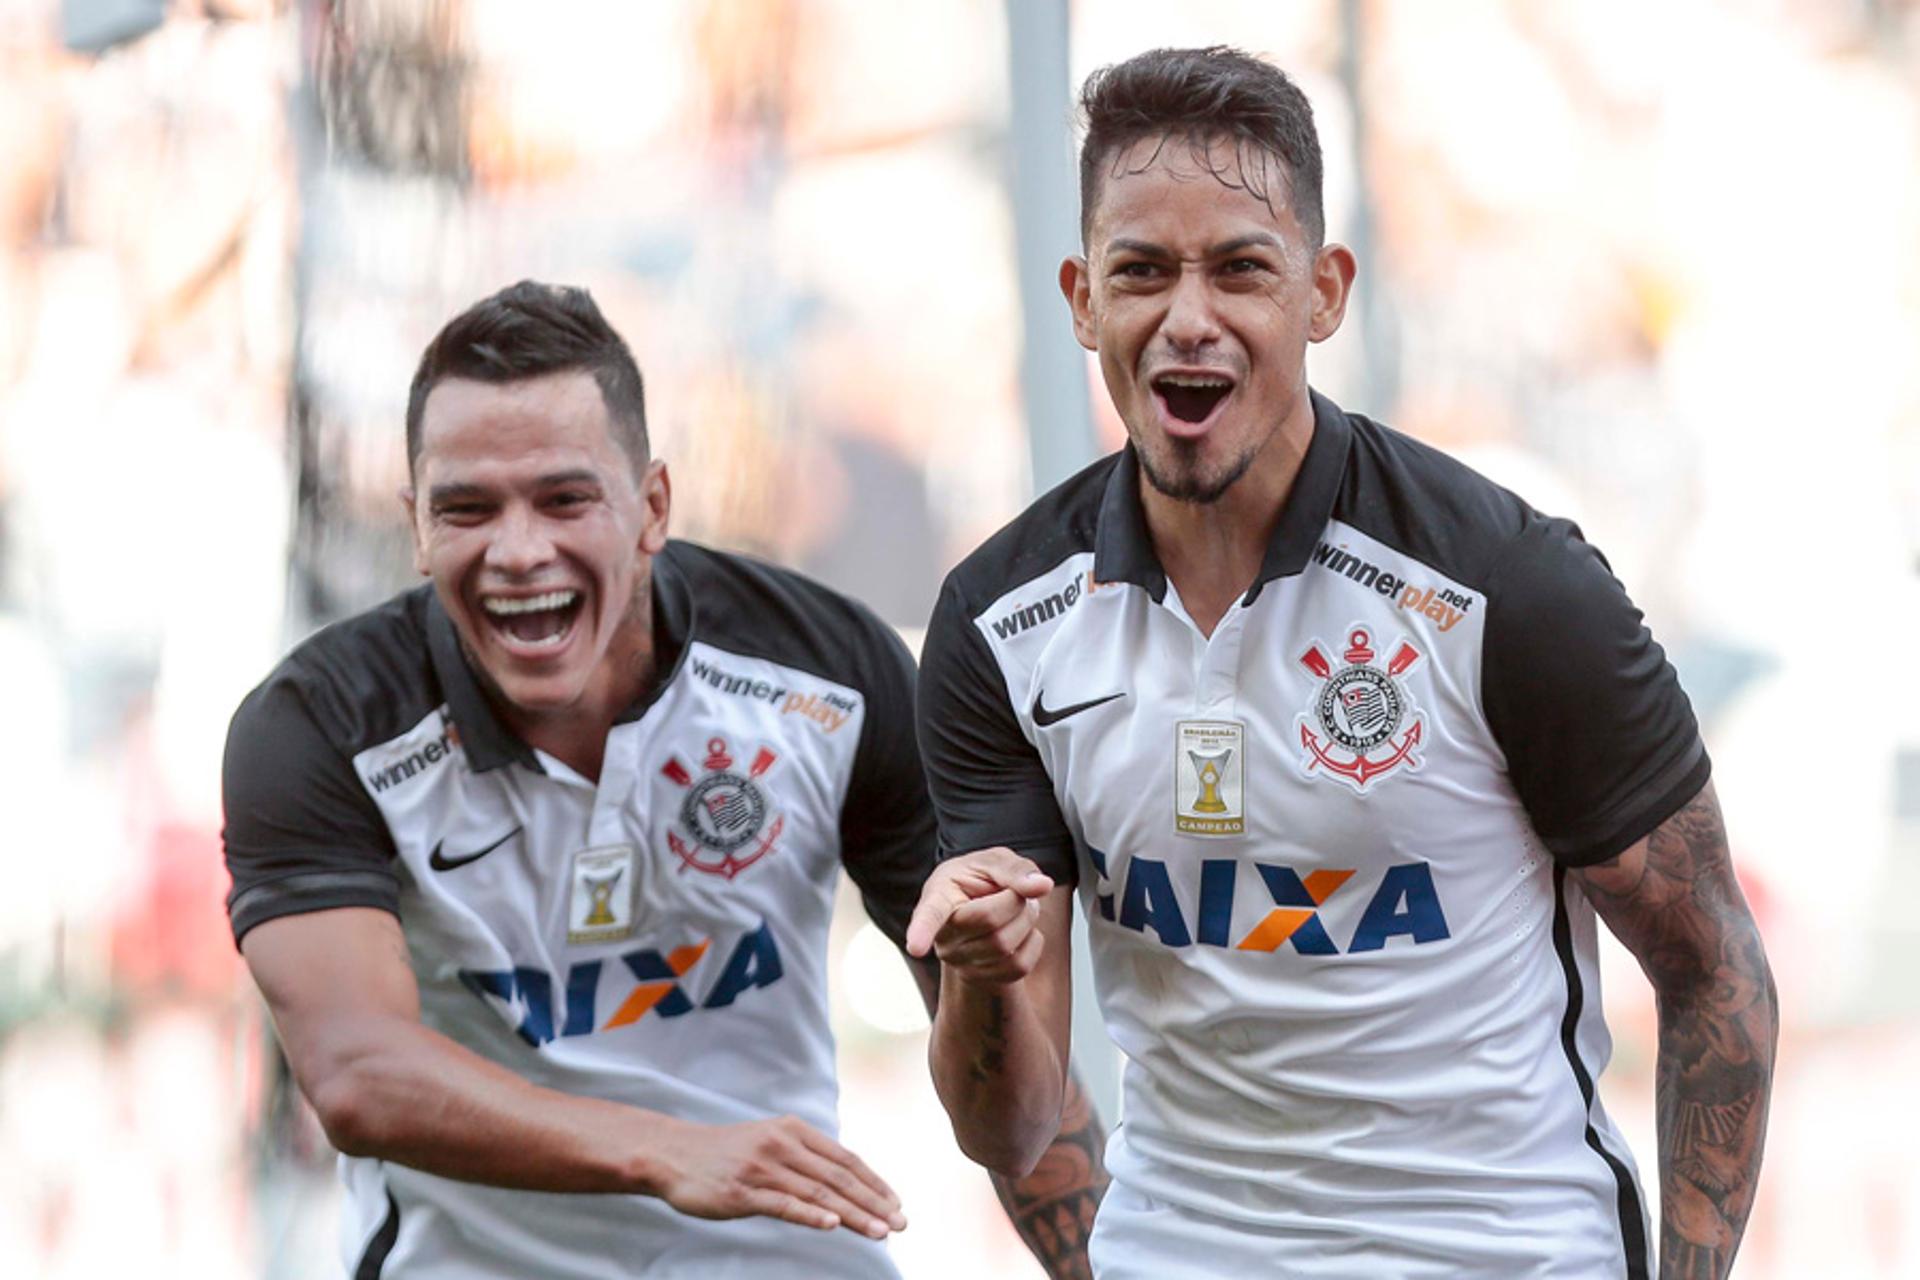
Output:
[426, 470, 604, 505]
[426, 482, 489, 505]
[1207, 232, 1284, 256]
[1105, 233, 1284, 259]
[533, 469, 603, 489]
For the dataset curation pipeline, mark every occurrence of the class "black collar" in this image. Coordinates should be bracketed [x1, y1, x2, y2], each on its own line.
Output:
[425, 543, 697, 771]
[1091, 389, 1353, 605]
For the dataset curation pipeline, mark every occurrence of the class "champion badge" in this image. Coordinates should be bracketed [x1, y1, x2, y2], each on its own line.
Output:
[568, 844, 639, 943]
[1175, 720, 1245, 836]
[660, 737, 785, 879]
[1295, 628, 1425, 793]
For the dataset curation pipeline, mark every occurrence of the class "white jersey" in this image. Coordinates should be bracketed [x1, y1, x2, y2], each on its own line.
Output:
[225, 541, 934, 1279]
[919, 393, 1707, 1277]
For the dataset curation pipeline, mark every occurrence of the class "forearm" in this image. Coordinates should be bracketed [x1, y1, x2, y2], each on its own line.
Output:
[1570, 784, 1779, 1278]
[1652, 928, 1778, 1278]
[297, 1012, 681, 1194]
[928, 968, 1068, 1176]
[987, 1072, 1109, 1280]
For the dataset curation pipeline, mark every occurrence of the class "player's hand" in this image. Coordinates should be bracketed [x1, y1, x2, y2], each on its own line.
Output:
[654, 1114, 907, 1239]
[904, 847, 1054, 984]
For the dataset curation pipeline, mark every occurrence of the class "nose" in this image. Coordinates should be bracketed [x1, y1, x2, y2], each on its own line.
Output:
[483, 503, 556, 576]
[1160, 266, 1221, 351]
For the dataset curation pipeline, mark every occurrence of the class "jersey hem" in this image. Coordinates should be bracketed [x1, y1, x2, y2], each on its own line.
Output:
[229, 869, 401, 948]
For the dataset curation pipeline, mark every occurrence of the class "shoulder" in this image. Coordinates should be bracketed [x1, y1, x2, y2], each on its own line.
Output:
[663, 539, 912, 694]
[940, 451, 1121, 614]
[232, 585, 442, 756]
[1330, 411, 1647, 675]
[1332, 412, 1543, 592]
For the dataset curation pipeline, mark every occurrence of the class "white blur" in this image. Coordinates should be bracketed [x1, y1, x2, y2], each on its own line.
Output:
[1, 1, 1916, 1276]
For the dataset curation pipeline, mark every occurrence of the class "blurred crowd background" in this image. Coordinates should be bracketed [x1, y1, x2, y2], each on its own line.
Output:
[2, 0, 1918, 1276]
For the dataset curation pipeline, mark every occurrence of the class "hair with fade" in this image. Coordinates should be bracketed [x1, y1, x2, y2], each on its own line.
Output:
[405, 280, 649, 478]
[1077, 46, 1325, 247]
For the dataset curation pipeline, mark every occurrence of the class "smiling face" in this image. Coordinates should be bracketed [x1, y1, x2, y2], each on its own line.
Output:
[407, 370, 669, 729]
[1062, 132, 1353, 506]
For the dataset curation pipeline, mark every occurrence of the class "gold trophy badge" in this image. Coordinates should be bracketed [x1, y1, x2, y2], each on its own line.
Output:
[1188, 749, 1232, 814]
[582, 867, 625, 927]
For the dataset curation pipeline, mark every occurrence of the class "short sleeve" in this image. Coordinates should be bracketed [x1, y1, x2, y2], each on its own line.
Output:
[223, 675, 401, 946]
[916, 576, 1077, 884]
[1481, 518, 1710, 866]
[837, 620, 940, 949]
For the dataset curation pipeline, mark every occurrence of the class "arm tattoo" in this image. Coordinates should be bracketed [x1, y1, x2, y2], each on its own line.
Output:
[988, 1075, 1109, 1280]
[903, 953, 1107, 1277]
[968, 993, 1008, 1084]
[1572, 784, 1778, 1280]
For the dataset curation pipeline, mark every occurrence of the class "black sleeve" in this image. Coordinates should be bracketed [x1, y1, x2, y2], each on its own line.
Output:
[915, 575, 1077, 884]
[222, 675, 400, 947]
[1481, 518, 1710, 866]
[836, 618, 940, 950]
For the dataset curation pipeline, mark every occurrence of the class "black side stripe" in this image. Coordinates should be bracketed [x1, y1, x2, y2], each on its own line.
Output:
[1552, 864, 1651, 1280]
[353, 1188, 401, 1280]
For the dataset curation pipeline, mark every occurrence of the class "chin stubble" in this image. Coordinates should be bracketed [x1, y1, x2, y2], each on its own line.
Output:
[1137, 438, 1258, 505]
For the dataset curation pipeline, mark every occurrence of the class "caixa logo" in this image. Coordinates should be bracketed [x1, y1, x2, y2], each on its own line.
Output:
[459, 921, 784, 1047]
[1087, 850, 1449, 954]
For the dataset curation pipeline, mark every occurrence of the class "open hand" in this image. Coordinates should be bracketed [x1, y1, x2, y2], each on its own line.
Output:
[655, 1114, 907, 1239]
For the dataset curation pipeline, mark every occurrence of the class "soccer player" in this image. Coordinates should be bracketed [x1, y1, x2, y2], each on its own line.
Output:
[223, 281, 1105, 1278]
[908, 47, 1776, 1278]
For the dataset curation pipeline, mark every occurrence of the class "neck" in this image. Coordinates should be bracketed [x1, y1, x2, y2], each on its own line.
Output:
[1141, 394, 1315, 637]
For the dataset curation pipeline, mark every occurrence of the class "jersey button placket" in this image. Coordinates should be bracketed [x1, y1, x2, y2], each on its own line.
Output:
[1196, 602, 1246, 720]
[591, 719, 645, 847]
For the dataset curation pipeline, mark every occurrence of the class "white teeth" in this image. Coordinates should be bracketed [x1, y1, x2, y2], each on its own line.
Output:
[483, 590, 578, 616]
[1157, 374, 1232, 389]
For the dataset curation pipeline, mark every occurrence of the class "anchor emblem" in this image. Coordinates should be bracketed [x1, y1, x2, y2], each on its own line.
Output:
[1295, 628, 1426, 793]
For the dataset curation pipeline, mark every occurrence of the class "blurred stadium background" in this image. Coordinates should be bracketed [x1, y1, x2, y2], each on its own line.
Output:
[2, 0, 1918, 1275]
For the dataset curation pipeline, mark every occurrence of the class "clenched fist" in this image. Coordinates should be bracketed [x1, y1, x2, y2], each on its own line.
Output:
[905, 848, 1055, 985]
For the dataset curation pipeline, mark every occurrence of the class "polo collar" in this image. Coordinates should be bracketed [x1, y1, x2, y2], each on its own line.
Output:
[425, 543, 698, 771]
[1091, 389, 1353, 605]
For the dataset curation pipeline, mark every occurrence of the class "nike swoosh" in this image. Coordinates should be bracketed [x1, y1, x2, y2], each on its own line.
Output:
[428, 827, 523, 872]
[1031, 690, 1126, 727]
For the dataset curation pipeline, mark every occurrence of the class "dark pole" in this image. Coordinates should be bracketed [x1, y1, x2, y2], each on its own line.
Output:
[1003, 0, 1098, 494]
[1338, 0, 1397, 411]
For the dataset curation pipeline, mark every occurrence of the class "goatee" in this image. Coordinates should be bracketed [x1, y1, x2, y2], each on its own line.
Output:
[1136, 439, 1257, 505]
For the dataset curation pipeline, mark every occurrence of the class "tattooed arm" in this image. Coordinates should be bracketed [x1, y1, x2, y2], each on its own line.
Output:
[1568, 781, 1777, 1279]
[906, 849, 1078, 1178]
[906, 951, 1108, 1279]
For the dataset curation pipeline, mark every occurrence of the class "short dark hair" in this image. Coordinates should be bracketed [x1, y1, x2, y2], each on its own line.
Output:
[405, 280, 649, 477]
[1077, 46, 1325, 247]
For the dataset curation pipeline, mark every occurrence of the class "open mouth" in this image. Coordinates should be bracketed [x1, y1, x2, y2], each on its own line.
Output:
[481, 589, 584, 651]
[1152, 373, 1233, 424]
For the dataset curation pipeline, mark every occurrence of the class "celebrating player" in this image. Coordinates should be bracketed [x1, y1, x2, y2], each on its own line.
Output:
[224, 281, 1105, 1278]
[909, 47, 1776, 1278]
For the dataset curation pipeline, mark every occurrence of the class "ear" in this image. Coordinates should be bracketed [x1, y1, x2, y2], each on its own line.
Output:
[1059, 256, 1098, 352]
[637, 460, 671, 556]
[400, 486, 429, 576]
[1308, 243, 1357, 344]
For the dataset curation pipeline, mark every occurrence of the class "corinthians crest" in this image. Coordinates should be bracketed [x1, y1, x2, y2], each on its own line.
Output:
[1295, 628, 1425, 792]
[660, 737, 785, 879]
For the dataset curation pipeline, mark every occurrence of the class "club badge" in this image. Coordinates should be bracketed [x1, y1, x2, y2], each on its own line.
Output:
[1175, 720, 1246, 836]
[660, 737, 785, 880]
[1295, 628, 1426, 793]
[568, 844, 639, 943]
